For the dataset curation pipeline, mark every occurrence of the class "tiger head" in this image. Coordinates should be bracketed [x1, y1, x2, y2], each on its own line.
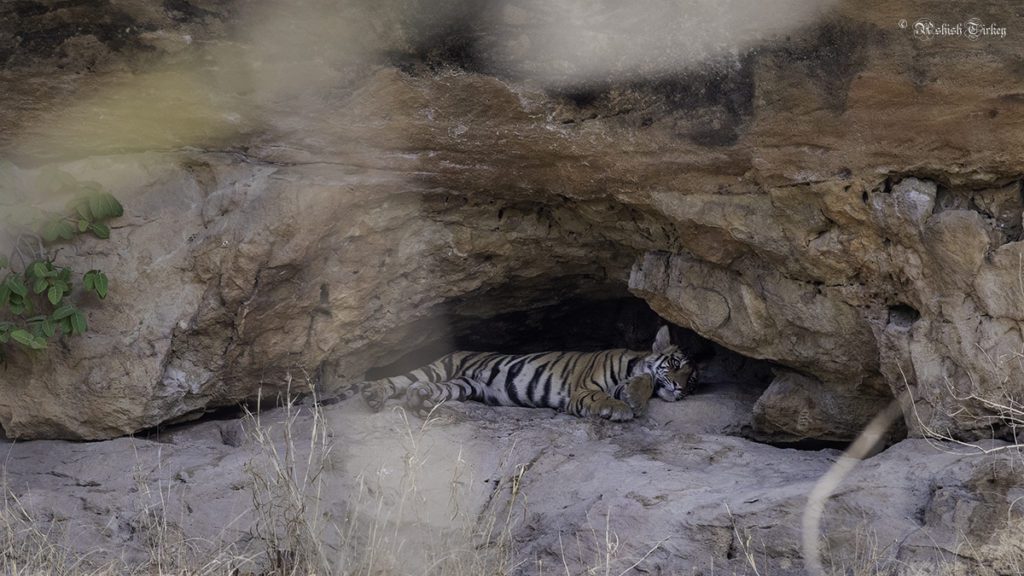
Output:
[647, 326, 697, 401]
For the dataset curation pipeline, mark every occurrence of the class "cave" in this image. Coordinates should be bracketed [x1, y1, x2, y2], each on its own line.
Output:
[350, 286, 806, 452]
[363, 293, 776, 407]
[358, 285, 887, 452]
[302, 175, 904, 449]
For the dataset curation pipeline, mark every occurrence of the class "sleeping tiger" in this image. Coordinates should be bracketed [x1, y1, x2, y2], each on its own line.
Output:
[355, 326, 697, 421]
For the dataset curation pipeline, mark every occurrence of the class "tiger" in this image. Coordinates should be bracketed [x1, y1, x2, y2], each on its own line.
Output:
[354, 326, 697, 421]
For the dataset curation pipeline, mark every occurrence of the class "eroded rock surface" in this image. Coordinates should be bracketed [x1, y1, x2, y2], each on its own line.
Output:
[0, 0, 1022, 442]
[1, 393, 1020, 575]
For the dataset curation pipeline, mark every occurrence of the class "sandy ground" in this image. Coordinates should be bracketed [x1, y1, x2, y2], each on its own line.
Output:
[1, 377, 1019, 575]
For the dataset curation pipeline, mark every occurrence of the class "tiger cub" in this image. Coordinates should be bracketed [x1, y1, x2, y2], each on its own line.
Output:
[358, 326, 697, 421]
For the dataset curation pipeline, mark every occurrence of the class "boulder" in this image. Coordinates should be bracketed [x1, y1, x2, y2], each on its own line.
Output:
[751, 370, 898, 444]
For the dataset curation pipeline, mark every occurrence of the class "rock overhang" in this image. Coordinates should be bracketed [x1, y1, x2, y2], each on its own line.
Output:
[0, 1, 1022, 442]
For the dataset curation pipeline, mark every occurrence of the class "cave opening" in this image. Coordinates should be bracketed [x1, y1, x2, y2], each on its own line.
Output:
[887, 303, 921, 328]
[362, 291, 778, 430]
[353, 276, 900, 453]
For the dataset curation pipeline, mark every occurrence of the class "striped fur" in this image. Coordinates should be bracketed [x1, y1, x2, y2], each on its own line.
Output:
[356, 326, 697, 421]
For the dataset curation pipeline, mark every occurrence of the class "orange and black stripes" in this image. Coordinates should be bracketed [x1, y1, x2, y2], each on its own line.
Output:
[357, 325, 697, 421]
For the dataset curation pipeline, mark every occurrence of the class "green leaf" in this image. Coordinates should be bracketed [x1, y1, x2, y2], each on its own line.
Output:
[47, 284, 62, 306]
[42, 220, 76, 242]
[41, 220, 61, 242]
[107, 194, 124, 218]
[9, 298, 26, 316]
[30, 261, 47, 278]
[57, 221, 75, 240]
[27, 316, 53, 342]
[10, 329, 36, 347]
[41, 317, 55, 338]
[83, 270, 109, 299]
[70, 310, 87, 335]
[90, 198, 111, 220]
[78, 219, 89, 232]
[0, 284, 9, 307]
[33, 278, 48, 294]
[94, 272, 108, 299]
[6, 276, 27, 297]
[59, 317, 72, 336]
[52, 304, 75, 320]
[87, 193, 123, 220]
[88, 222, 110, 239]
[66, 196, 93, 220]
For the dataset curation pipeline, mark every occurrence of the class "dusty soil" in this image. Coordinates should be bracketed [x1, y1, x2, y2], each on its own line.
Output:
[3, 376, 1020, 575]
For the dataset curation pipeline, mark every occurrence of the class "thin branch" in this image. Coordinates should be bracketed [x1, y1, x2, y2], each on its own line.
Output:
[802, 398, 904, 576]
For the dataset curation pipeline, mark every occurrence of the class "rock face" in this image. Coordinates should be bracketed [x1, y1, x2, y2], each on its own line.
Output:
[750, 370, 898, 444]
[1, 0, 1023, 440]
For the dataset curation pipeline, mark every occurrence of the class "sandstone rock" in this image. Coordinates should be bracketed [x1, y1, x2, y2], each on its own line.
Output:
[0, 0, 1023, 441]
[630, 251, 894, 441]
[751, 370, 899, 444]
[629, 252, 881, 382]
[0, 155, 210, 439]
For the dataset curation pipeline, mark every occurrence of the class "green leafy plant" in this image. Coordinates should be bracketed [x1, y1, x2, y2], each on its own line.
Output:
[0, 179, 122, 363]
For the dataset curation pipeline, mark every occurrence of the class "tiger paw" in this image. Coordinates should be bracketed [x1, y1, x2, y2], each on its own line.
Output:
[621, 375, 654, 416]
[404, 383, 436, 417]
[362, 385, 388, 412]
[596, 398, 634, 422]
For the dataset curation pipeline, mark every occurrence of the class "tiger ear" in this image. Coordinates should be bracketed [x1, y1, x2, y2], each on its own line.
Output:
[652, 326, 671, 354]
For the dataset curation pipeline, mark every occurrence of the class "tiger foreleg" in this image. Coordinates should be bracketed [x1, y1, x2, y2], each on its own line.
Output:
[323, 380, 364, 405]
[614, 374, 654, 417]
[405, 377, 481, 418]
[568, 389, 634, 422]
[362, 380, 399, 412]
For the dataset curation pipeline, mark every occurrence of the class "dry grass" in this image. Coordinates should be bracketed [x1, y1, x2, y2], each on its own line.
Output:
[15, 361, 1017, 576]
[0, 489, 99, 576]
[0, 450, 257, 575]
[330, 409, 524, 576]
[0, 374, 653, 576]
[243, 376, 335, 575]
